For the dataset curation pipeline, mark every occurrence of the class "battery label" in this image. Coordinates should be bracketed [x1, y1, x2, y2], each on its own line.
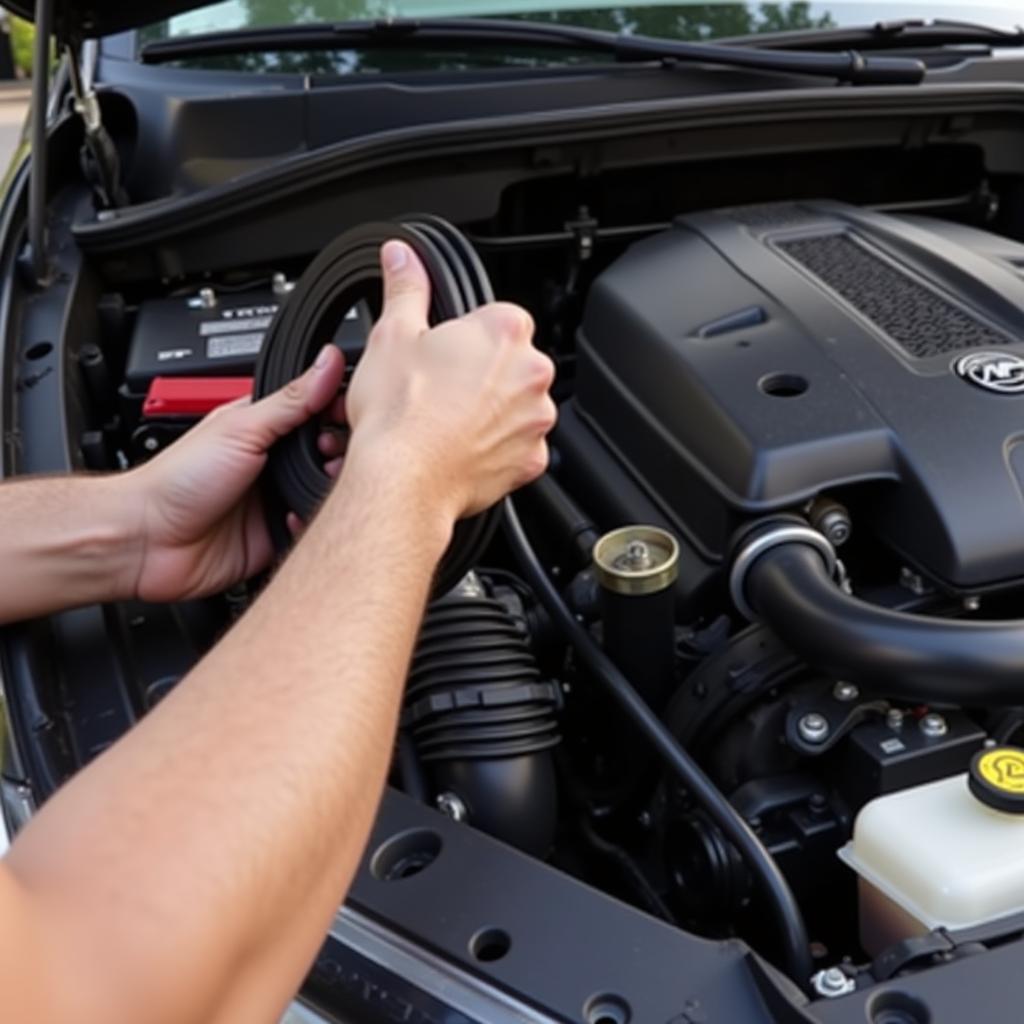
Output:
[200, 316, 275, 337]
[207, 333, 265, 359]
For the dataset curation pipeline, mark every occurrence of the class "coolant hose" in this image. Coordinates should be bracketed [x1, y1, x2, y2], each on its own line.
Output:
[502, 496, 814, 987]
[254, 216, 500, 596]
[746, 542, 1024, 704]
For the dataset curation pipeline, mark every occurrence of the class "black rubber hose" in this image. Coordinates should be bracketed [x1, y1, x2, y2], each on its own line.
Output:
[396, 731, 430, 804]
[747, 543, 1024, 704]
[502, 496, 813, 987]
[254, 217, 500, 597]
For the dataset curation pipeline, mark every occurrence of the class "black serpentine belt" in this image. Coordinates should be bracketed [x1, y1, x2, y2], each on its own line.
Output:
[254, 216, 500, 597]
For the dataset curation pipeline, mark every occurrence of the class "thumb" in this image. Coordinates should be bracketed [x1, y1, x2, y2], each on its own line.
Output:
[375, 240, 431, 338]
[233, 344, 345, 449]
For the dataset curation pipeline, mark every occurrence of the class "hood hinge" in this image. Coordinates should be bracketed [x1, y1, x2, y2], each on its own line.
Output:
[25, 7, 128, 288]
[66, 42, 128, 211]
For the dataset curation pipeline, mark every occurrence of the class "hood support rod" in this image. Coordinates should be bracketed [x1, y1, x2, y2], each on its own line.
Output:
[28, 0, 55, 286]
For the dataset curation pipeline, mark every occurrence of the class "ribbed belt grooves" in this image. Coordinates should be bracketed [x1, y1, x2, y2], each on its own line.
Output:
[254, 215, 501, 596]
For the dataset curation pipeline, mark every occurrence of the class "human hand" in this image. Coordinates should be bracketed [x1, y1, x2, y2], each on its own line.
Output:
[339, 240, 557, 523]
[123, 348, 346, 603]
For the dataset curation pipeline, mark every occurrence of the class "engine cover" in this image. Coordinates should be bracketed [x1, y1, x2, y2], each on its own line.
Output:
[576, 201, 1024, 590]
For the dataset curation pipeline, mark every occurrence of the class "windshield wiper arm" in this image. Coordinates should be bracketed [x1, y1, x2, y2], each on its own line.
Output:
[719, 18, 1024, 52]
[140, 16, 926, 86]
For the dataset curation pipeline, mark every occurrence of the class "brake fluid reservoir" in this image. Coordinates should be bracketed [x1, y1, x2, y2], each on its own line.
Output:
[838, 746, 1024, 955]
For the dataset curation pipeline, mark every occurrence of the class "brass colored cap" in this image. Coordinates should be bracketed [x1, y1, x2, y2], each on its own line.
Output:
[593, 526, 679, 596]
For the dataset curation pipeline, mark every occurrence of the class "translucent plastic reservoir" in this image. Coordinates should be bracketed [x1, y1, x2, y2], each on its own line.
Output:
[839, 772, 1024, 955]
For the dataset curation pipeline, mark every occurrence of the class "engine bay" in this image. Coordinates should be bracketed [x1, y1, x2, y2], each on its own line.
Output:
[10, 78, 1024, 1020]
[103, 194, 1024, 991]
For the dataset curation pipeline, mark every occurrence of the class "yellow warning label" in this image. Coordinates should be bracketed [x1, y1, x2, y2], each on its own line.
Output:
[976, 749, 1024, 794]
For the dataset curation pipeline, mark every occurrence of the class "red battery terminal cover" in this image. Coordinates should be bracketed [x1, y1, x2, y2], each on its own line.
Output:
[143, 376, 254, 419]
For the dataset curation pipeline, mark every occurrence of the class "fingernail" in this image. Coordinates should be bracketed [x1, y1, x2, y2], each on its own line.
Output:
[314, 344, 332, 370]
[382, 240, 408, 272]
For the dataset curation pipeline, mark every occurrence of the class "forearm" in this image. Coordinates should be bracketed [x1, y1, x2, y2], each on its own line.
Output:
[3, 442, 450, 1024]
[0, 474, 141, 623]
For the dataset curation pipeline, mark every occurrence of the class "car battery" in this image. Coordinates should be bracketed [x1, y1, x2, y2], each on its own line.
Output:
[123, 283, 371, 458]
[124, 283, 371, 397]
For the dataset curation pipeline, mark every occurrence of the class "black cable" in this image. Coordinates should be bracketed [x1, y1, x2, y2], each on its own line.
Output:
[578, 815, 678, 925]
[396, 731, 430, 804]
[502, 494, 813, 987]
[253, 216, 500, 597]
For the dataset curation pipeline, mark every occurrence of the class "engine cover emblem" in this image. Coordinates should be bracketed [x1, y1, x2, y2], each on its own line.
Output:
[954, 351, 1024, 394]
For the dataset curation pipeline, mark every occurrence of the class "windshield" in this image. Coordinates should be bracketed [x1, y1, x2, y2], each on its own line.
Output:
[138, 2, 1024, 73]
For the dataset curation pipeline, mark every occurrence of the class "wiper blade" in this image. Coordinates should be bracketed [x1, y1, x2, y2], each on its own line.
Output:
[719, 18, 1024, 52]
[140, 16, 926, 86]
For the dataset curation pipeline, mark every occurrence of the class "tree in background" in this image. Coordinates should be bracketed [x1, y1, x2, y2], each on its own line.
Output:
[7, 14, 33, 77]
[514, 4, 834, 38]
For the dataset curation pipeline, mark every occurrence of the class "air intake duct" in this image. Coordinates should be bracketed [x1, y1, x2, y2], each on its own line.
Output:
[402, 574, 560, 856]
[741, 529, 1024, 705]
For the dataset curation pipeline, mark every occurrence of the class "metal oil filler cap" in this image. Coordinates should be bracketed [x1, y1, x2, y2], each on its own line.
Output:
[593, 525, 679, 596]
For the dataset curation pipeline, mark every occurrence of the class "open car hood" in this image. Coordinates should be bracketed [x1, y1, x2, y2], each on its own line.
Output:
[6, 1, 207, 39]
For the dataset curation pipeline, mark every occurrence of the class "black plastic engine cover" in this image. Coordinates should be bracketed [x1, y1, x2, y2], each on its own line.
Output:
[576, 200, 1024, 589]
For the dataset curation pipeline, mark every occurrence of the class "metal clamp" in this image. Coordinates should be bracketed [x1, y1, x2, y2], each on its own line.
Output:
[729, 524, 837, 621]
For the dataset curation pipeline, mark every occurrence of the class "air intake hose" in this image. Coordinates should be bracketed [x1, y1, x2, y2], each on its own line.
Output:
[745, 540, 1024, 704]
[254, 215, 500, 596]
[403, 575, 561, 857]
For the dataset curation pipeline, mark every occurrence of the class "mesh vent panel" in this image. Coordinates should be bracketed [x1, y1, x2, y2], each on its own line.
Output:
[778, 233, 1010, 358]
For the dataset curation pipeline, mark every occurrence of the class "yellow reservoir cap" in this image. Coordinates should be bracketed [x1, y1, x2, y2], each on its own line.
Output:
[969, 746, 1024, 813]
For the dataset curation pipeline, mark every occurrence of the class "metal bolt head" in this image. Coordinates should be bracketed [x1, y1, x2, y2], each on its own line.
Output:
[963, 595, 981, 612]
[811, 966, 855, 998]
[143, 436, 160, 452]
[833, 681, 859, 703]
[819, 510, 851, 547]
[198, 285, 217, 309]
[920, 713, 948, 738]
[798, 713, 830, 744]
[435, 791, 468, 822]
[886, 708, 905, 730]
[272, 271, 294, 296]
[898, 567, 929, 597]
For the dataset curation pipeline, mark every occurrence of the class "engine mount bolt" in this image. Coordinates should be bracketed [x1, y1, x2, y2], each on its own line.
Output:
[833, 681, 859, 703]
[435, 791, 468, 823]
[811, 966, 856, 999]
[886, 708, 905, 730]
[920, 712, 949, 738]
[798, 712, 830, 745]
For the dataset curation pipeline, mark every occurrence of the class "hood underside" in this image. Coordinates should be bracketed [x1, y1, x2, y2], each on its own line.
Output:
[7, 1, 208, 40]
